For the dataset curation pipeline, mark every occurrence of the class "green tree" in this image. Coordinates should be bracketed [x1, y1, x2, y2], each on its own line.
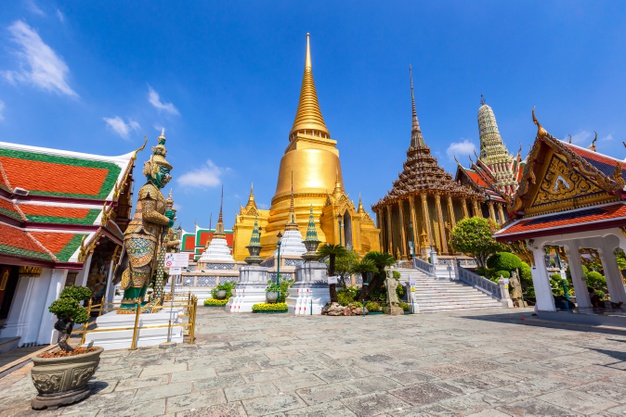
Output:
[487, 252, 524, 273]
[334, 249, 360, 287]
[351, 258, 377, 286]
[358, 251, 396, 302]
[449, 217, 503, 268]
[317, 244, 348, 303]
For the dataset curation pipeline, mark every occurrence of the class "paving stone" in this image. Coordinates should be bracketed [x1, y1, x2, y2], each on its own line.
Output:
[134, 381, 192, 402]
[539, 388, 620, 414]
[386, 370, 437, 385]
[166, 390, 226, 414]
[170, 367, 217, 383]
[341, 392, 411, 417]
[115, 374, 169, 391]
[225, 381, 279, 401]
[98, 398, 166, 417]
[573, 380, 626, 403]
[141, 362, 188, 377]
[500, 398, 578, 416]
[192, 374, 245, 390]
[314, 367, 369, 383]
[348, 376, 403, 395]
[283, 400, 357, 416]
[296, 382, 359, 405]
[175, 401, 247, 417]
[241, 392, 305, 416]
[241, 367, 291, 383]
[390, 383, 458, 406]
[418, 363, 472, 379]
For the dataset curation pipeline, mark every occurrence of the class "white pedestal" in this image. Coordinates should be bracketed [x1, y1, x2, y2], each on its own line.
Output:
[85, 309, 184, 350]
[226, 265, 269, 313]
[287, 261, 329, 315]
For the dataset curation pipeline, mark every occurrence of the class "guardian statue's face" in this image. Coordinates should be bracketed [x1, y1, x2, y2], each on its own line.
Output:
[152, 165, 171, 189]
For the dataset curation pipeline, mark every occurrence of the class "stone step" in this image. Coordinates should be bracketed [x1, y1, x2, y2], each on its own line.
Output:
[419, 304, 503, 313]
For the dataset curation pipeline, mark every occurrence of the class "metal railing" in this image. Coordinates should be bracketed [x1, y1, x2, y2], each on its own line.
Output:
[455, 264, 501, 299]
[75, 292, 198, 350]
[413, 257, 436, 277]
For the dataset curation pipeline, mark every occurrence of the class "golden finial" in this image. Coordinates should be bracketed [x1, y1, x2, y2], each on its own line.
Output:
[409, 65, 426, 148]
[532, 106, 547, 137]
[481, 94, 486, 106]
[131, 136, 149, 161]
[568, 134, 572, 144]
[590, 131, 598, 152]
[305, 33, 312, 69]
[215, 185, 225, 237]
[285, 172, 298, 230]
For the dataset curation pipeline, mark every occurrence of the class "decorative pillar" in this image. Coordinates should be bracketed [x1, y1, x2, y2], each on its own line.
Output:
[398, 200, 408, 260]
[530, 246, 556, 312]
[36, 269, 68, 344]
[385, 205, 393, 255]
[564, 241, 591, 309]
[598, 245, 626, 304]
[409, 197, 419, 255]
[497, 204, 506, 225]
[472, 199, 481, 218]
[420, 194, 433, 249]
[434, 193, 448, 254]
[446, 195, 456, 228]
[462, 198, 469, 219]
[488, 201, 496, 224]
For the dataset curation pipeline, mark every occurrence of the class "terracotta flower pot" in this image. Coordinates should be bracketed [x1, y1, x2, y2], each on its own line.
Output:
[31, 346, 103, 410]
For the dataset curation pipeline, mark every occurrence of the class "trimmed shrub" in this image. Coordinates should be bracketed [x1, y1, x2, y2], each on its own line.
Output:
[365, 301, 381, 312]
[487, 252, 524, 272]
[398, 301, 410, 311]
[496, 270, 511, 279]
[252, 302, 288, 312]
[204, 298, 228, 306]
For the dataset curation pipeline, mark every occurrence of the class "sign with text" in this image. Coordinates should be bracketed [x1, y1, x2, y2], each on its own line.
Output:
[169, 267, 182, 275]
[165, 252, 189, 268]
[327, 276, 338, 285]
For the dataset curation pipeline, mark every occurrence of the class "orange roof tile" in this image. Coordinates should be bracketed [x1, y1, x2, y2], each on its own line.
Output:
[0, 197, 25, 221]
[18, 204, 99, 225]
[0, 223, 53, 261]
[29, 231, 86, 262]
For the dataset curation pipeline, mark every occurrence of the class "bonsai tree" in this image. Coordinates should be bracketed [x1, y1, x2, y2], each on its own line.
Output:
[48, 286, 92, 352]
[317, 244, 347, 303]
[449, 217, 504, 268]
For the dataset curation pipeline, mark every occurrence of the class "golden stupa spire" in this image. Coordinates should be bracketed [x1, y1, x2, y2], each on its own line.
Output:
[289, 33, 330, 140]
[214, 185, 225, 238]
[409, 65, 426, 149]
[358, 193, 365, 213]
[285, 172, 299, 231]
[246, 183, 256, 207]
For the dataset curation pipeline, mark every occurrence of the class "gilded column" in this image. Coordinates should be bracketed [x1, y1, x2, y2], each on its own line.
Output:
[408, 197, 419, 255]
[472, 199, 481, 217]
[462, 198, 469, 218]
[398, 200, 408, 260]
[497, 204, 506, 225]
[420, 194, 432, 248]
[488, 201, 496, 224]
[446, 195, 456, 228]
[435, 193, 448, 254]
[385, 205, 393, 254]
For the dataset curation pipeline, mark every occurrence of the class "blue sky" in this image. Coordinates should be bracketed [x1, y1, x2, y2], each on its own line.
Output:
[1, 1, 626, 232]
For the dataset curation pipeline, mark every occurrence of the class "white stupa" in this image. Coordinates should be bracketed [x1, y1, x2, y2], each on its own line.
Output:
[198, 187, 235, 263]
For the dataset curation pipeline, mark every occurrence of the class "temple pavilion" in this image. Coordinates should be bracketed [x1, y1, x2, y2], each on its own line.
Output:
[373, 69, 484, 260]
[232, 34, 380, 261]
[0, 140, 139, 348]
[455, 96, 525, 225]
[495, 111, 626, 313]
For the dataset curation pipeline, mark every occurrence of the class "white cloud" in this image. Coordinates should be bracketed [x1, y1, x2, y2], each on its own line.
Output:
[0, 100, 5, 121]
[258, 203, 269, 209]
[446, 139, 476, 160]
[177, 160, 230, 189]
[600, 133, 613, 142]
[147, 85, 179, 115]
[2, 20, 77, 97]
[25, 0, 45, 16]
[55, 9, 65, 23]
[103, 116, 140, 140]
[567, 131, 592, 145]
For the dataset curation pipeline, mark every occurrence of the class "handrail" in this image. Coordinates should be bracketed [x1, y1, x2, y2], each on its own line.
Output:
[456, 264, 501, 299]
[413, 257, 436, 277]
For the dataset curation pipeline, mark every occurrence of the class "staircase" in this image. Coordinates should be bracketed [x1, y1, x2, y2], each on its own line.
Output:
[398, 269, 503, 313]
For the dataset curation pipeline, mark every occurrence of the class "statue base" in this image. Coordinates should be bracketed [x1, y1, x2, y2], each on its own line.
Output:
[287, 261, 330, 315]
[385, 305, 404, 316]
[226, 265, 268, 313]
[84, 309, 183, 350]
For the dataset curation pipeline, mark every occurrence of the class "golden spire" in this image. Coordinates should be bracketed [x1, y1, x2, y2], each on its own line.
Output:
[409, 65, 426, 149]
[289, 33, 330, 139]
[358, 193, 365, 213]
[285, 172, 298, 231]
[246, 183, 256, 207]
[215, 185, 225, 238]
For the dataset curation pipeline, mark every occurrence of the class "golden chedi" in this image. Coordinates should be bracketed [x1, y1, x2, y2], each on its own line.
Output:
[232, 34, 380, 261]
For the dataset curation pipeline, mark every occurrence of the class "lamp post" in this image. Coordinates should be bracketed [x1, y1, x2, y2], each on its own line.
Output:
[409, 220, 415, 260]
[337, 214, 343, 246]
[275, 232, 283, 287]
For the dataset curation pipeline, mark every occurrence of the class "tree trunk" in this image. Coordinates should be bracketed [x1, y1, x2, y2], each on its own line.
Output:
[328, 254, 338, 303]
[358, 272, 386, 302]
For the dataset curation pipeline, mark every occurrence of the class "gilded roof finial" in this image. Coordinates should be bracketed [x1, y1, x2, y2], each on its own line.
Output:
[409, 65, 426, 149]
[215, 185, 225, 237]
[568, 134, 572, 144]
[290, 33, 330, 139]
[481, 94, 486, 106]
[358, 193, 364, 212]
[589, 131, 598, 152]
[532, 107, 548, 137]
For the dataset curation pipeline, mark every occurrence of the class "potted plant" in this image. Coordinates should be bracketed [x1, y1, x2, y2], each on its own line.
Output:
[30, 286, 103, 410]
[265, 281, 281, 303]
[212, 281, 236, 300]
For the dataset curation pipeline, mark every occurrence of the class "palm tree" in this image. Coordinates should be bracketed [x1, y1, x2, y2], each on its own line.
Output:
[317, 244, 347, 303]
[351, 258, 377, 286]
[359, 251, 396, 301]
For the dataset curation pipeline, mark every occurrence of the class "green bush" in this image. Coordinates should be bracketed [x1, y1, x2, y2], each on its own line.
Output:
[365, 301, 381, 312]
[337, 286, 359, 306]
[252, 302, 288, 312]
[475, 266, 489, 277]
[487, 252, 523, 272]
[586, 271, 607, 291]
[396, 282, 405, 299]
[48, 286, 92, 324]
[496, 270, 511, 279]
[204, 298, 228, 306]
[398, 301, 410, 311]
[212, 281, 236, 299]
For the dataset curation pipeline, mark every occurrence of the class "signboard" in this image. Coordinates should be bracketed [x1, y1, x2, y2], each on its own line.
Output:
[165, 252, 189, 268]
[409, 279, 416, 292]
[327, 276, 338, 285]
[169, 267, 182, 275]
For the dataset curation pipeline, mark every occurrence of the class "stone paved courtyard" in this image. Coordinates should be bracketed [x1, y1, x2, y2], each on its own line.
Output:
[1, 308, 626, 416]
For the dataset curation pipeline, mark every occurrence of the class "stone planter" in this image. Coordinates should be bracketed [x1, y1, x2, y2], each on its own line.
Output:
[215, 290, 227, 300]
[266, 291, 279, 304]
[31, 346, 103, 410]
[254, 310, 287, 314]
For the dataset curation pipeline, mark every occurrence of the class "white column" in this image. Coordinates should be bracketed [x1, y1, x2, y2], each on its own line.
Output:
[598, 246, 626, 304]
[74, 253, 93, 287]
[104, 259, 116, 304]
[531, 247, 556, 311]
[564, 242, 591, 309]
[36, 269, 68, 345]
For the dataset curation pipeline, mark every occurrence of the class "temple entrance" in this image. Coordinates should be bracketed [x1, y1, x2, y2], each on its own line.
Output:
[343, 211, 353, 250]
[0, 265, 19, 329]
